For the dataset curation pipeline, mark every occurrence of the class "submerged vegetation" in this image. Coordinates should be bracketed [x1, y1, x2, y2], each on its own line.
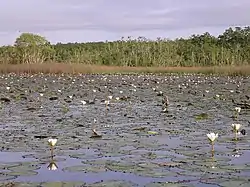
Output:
[0, 26, 250, 75]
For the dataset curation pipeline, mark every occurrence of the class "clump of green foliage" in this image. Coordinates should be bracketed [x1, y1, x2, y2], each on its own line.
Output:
[195, 113, 209, 120]
[0, 26, 250, 67]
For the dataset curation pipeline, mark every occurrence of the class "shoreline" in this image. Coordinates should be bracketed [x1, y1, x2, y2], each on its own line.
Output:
[0, 63, 249, 76]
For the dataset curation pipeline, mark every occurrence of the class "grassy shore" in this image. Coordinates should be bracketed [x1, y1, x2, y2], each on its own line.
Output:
[0, 63, 249, 76]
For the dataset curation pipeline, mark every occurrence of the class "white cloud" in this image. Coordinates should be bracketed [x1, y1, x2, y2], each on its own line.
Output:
[0, 0, 250, 45]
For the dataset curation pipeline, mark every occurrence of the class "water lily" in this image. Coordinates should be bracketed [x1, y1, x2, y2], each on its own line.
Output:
[232, 123, 242, 141]
[48, 138, 57, 147]
[104, 100, 110, 105]
[207, 133, 218, 142]
[207, 132, 218, 152]
[48, 138, 57, 158]
[234, 107, 241, 119]
[81, 100, 87, 105]
[235, 107, 241, 113]
[232, 123, 241, 131]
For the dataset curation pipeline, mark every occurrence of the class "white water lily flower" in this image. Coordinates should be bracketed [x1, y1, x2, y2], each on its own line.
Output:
[108, 96, 113, 100]
[48, 138, 57, 147]
[6, 86, 10, 90]
[207, 133, 218, 142]
[234, 107, 241, 113]
[104, 100, 110, 105]
[81, 100, 87, 105]
[232, 123, 241, 131]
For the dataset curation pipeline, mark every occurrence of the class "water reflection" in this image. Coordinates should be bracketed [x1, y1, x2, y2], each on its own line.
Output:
[210, 150, 216, 169]
[47, 149, 58, 171]
[232, 142, 242, 158]
[47, 159, 58, 171]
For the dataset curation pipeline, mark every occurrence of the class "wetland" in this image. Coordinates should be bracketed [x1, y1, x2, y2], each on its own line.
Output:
[0, 73, 249, 187]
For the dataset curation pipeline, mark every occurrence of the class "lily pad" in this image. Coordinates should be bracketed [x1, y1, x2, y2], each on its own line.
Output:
[7, 162, 41, 171]
[8, 170, 38, 176]
[0, 173, 17, 181]
[147, 131, 159, 135]
[195, 113, 209, 120]
[145, 182, 196, 187]
[42, 182, 86, 187]
[69, 153, 102, 160]
[88, 180, 137, 187]
[62, 165, 107, 173]
[219, 180, 249, 187]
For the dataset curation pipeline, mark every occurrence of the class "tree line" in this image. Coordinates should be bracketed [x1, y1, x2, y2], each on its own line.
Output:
[0, 26, 249, 67]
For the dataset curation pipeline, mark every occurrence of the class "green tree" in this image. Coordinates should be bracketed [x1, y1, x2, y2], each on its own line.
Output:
[14, 33, 55, 64]
[0, 26, 249, 66]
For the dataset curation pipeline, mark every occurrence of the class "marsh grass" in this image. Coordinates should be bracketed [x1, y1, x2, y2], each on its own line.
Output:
[0, 63, 249, 76]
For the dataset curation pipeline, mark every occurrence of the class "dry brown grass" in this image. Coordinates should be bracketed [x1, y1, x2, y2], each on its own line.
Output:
[0, 63, 249, 76]
[0, 182, 16, 187]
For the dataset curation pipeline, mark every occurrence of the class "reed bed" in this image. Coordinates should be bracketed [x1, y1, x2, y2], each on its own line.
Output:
[0, 63, 249, 76]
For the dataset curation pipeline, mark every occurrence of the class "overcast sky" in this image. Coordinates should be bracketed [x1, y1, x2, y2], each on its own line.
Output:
[0, 0, 250, 46]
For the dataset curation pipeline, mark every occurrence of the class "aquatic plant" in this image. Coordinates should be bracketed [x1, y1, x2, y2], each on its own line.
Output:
[232, 123, 241, 141]
[48, 138, 57, 157]
[195, 113, 209, 120]
[81, 100, 87, 105]
[207, 132, 218, 152]
[90, 119, 102, 138]
[234, 107, 241, 119]
[48, 138, 57, 147]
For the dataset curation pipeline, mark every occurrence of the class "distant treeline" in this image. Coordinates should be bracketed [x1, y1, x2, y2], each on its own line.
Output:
[0, 26, 250, 67]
